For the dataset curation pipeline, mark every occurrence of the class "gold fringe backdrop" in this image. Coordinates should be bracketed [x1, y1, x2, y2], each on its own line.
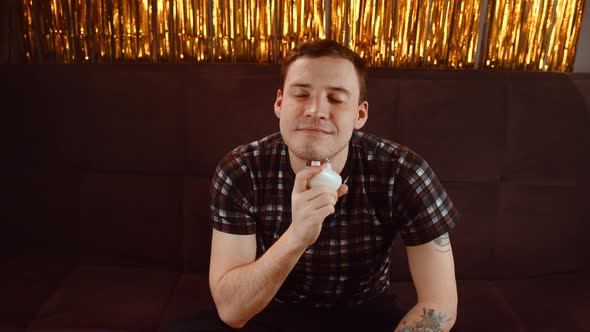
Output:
[480, 0, 585, 71]
[14, 0, 586, 71]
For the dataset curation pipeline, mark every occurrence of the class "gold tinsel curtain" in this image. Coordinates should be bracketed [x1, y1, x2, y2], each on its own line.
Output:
[8, 0, 587, 71]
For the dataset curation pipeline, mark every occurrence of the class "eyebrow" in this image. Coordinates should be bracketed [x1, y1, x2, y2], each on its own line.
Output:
[327, 86, 351, 95]
[288, 82, 351, 95]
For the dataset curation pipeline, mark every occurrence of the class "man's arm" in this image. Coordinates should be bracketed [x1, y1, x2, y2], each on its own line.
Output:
[394, 233, 458, 332]
[209, 165, 347, 329]
[208, 227, 307, 328]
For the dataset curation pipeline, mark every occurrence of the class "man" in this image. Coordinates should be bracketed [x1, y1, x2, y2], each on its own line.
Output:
[162, 39, 460, 332]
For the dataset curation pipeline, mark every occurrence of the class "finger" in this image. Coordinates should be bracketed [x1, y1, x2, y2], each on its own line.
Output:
[308, 193, 337, 210]
[299, 184, 338, 201]
[293, 164, 325, 194]
[336, 184, 348, 198]
[315, 204, 336, 218]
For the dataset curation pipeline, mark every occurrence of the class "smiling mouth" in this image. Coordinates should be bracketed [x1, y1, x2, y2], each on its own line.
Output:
[298, 127, 332, 135]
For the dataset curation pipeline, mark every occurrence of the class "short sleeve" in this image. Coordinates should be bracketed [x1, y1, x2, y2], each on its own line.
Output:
[209, 149, 256, 235]
[395, 149, 460, 246]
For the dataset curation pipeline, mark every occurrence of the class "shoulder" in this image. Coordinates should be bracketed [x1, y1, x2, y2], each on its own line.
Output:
[351, 130, 427, 170]
[235, 132, 284, 156]
[214, 132, 284, 178]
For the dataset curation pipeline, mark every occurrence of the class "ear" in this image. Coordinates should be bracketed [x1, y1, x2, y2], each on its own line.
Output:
[354, 101, 369, 129]
[274, 89, 283, 119]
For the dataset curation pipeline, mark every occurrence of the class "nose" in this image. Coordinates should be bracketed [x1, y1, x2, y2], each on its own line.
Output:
[303, 97, 328, 119]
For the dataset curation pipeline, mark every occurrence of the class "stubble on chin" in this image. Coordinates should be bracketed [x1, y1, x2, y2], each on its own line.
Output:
[288, 139, 347, 162]
[291, 148, 327, 162]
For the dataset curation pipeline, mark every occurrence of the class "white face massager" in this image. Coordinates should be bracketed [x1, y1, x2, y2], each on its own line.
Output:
[308, 160, 342, 192]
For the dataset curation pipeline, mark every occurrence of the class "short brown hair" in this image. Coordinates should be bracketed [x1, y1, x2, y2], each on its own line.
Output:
[280, 39, 368, 103]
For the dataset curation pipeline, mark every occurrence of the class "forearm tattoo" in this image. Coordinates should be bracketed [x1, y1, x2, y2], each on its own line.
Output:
[433, 233, 451, 253]
[398, 308, 453, 332]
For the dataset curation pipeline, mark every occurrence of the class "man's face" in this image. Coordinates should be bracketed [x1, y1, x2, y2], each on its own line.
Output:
[274, 56, 368, 162]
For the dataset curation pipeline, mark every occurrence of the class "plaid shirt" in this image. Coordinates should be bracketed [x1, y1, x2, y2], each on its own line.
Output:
[210, 130, 459, 307]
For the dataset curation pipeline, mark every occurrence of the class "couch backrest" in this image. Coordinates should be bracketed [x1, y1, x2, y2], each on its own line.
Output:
[1, 66, 589, 280]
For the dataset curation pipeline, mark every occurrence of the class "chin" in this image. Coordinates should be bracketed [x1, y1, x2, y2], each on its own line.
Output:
[291, 147, 330, 161]
[282, 131, 347, 161]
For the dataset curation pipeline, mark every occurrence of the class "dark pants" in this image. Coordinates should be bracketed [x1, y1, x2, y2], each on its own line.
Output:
[159, 293, 407, 332]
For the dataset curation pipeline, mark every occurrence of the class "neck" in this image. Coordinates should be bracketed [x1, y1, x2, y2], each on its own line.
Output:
[288, 145, 349, 175]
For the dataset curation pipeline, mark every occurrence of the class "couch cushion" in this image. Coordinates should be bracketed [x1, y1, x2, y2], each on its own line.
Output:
[28, 266, 178, 332]
[185, 65, 280, 177]
[439, 182, 499, 280]
[389, 181, 499, 281]
[26, 329, 132, 332]
[0, 263, 75, 329]
[183, 177, 214, 274]
[494, 183, 590, 278]
[571, 74, 590, 114]
[0, 168, 80, 262]
[0, 67, 86, 169]
[360, 70, 400, 140]
[389, 280, 524, 332]
[504, 74, 590, 186]
[84, 69, 185, 174]
[397, 73, 507, 182]
[158, 273, 214, 327]
[79, 173, 183, 270]
[493, 271, 590, 332]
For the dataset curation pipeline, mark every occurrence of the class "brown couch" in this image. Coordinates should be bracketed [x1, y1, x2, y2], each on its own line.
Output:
[1, 65, 589, 332]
